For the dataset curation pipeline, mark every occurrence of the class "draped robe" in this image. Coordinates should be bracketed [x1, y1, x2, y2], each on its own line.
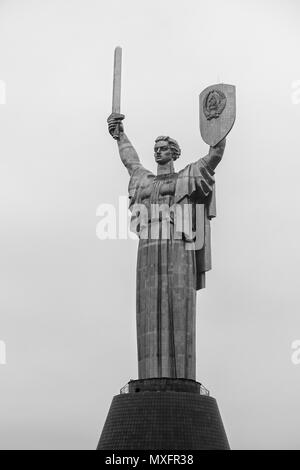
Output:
[128, 157, 216, 379]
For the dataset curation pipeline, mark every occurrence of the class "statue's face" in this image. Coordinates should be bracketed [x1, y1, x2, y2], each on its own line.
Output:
[154, 140, 173, 164]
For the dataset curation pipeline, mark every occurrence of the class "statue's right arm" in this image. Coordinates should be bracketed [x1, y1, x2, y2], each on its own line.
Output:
[117, 133, 142, 177]
[107, 113, 141, 177]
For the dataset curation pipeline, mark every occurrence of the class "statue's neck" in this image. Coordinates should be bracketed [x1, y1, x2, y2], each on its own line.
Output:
[156, 160, 175, 176]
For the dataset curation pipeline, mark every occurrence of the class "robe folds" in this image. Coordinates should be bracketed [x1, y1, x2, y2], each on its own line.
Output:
[128, 157, 216, 379]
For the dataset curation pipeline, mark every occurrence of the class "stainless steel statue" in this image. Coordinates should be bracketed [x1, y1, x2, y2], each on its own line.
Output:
[107, 47, 235, 380]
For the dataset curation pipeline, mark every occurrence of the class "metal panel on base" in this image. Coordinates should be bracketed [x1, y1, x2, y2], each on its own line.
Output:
[97, 378, 229, 450]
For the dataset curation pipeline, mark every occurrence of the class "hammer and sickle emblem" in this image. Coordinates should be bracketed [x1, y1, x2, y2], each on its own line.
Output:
[203, 89, 227, 120]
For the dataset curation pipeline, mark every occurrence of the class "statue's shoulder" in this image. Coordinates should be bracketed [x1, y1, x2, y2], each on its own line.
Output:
[176, 160, 198, 184]
[177, 163, 191, 178]
[178, 157, 214, 179]
[130, 164, 154, 184]
[175, 157, 215, 204]
[128, 165, 154, 199]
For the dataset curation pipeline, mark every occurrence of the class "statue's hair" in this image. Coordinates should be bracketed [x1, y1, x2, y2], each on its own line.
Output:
[155, 136, 181, 160]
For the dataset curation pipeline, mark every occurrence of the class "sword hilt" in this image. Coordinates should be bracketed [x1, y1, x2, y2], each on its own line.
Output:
[113, 121, 121, 140]
[107, 112, 124, 140]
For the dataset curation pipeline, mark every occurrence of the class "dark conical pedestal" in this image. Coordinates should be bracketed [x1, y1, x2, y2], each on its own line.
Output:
[97, 378, 229, 450]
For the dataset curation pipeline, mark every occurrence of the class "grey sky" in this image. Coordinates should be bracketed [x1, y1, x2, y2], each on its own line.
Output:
[0, 0, 300, 449]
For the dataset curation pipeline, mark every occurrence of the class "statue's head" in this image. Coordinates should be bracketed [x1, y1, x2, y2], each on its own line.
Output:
[154, 136, 181, 164]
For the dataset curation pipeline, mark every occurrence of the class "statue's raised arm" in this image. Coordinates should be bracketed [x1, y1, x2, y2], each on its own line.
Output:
[107, 112, 142, 177]
[202, 138, 226, 171]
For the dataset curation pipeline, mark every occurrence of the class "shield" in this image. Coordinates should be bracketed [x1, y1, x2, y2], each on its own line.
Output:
[199, 83, 236, 147]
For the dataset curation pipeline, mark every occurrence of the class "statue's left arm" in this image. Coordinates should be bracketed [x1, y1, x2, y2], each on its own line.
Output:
[201, 138, 226, 171]
[176, 138, 226, 206]
[190, 137, 226, 200]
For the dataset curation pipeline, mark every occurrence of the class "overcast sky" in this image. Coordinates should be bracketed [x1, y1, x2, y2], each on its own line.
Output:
[0, 0, 300, 450]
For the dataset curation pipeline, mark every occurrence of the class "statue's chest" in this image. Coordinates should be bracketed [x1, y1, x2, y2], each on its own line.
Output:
[140, 174, 177, 202]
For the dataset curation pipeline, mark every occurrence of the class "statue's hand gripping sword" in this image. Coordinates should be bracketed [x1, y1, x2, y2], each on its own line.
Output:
[111, 46, 123, 140]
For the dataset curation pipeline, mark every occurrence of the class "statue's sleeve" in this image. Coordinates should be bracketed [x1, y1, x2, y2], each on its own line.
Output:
[117, 133, 143, 177]
[175, 157, 216, 218]
[175, 157, 218, 290]
[128, 166, 154, 238]
[116, 132, 153, 208]
[128, 165, 152, 209]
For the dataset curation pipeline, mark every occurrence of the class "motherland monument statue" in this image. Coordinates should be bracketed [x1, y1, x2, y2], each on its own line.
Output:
[97, 47, 236, 450]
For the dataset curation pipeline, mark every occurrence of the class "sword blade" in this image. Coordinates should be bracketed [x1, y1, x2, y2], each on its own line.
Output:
[112, 46, 122, 113]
